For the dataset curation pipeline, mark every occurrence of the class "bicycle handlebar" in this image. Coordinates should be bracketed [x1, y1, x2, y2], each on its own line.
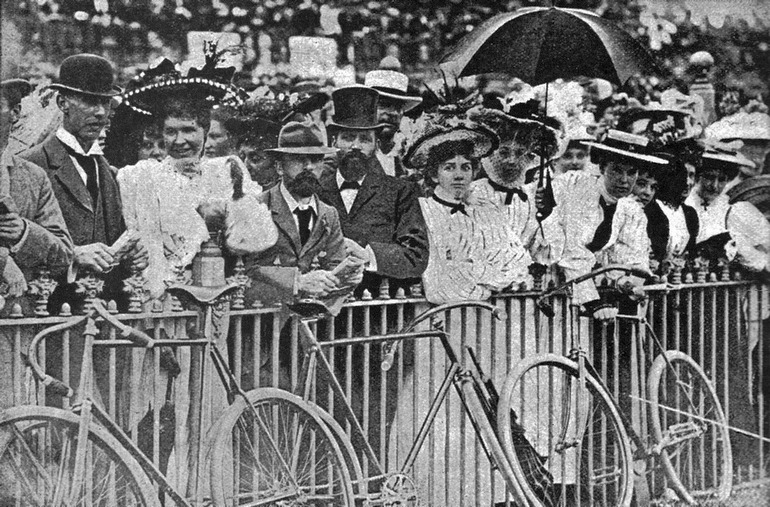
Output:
[536, 264, 654, 317]
[91, 301, 156, 348]
[381, 301, 505, 371]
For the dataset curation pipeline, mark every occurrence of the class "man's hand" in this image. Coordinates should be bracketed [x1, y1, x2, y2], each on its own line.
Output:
[343, 238, 370, 265]
[124, 240, 149, 272]
[74, 243, 115, 273]
[298, 270, 340, 298]
[0, 214, 26, 246]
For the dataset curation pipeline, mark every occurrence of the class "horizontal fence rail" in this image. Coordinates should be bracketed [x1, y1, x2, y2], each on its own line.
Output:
[1, 277, 767, 505]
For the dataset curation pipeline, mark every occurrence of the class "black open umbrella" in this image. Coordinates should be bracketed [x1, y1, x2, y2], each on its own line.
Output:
[440, 6, 661, 85]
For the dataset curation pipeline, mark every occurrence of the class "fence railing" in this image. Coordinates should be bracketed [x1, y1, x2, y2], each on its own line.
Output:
[2, 276, 767, 505]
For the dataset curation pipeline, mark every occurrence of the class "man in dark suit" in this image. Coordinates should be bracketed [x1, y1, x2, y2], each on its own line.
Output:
[319, 85, 429, 298]
[244, 121, 362, 307]
[21, 54, 147, 313]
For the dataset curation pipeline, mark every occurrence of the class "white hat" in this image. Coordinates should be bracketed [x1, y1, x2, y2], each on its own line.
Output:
[706, 111, 770, 141]
[364, 69, 422, 111]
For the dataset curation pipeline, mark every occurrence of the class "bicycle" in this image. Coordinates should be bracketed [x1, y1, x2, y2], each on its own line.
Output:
[206, 299, 544, 506]
[495, 265, 733, 507]
[0, 283, 356, 506]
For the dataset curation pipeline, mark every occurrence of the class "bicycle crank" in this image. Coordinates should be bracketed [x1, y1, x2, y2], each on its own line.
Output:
[651, 421, 704, 455]
[365, 473, 420, 506]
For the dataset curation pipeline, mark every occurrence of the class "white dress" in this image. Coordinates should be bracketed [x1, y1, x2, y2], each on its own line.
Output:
[118, 155, 272, 297]
[546, 171, 651, 304]
[419, 194, 532, 304]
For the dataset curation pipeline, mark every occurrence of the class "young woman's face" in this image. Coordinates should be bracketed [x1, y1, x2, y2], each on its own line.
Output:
[697, 168, 729, 203]
[632, 172, 658, 207]
[602, 160, 639, 199]
[433, 154, 474, 200]
[556, 146, 589, 173]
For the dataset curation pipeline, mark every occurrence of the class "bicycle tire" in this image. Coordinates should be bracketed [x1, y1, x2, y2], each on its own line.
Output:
[647, 351, 733, 505]
[208, 387, 355, 506]
[0, 405, 159, 507]
[497, 354, 634, 507]
[311, 402, 366, 497]
[457, 376, 531, 506]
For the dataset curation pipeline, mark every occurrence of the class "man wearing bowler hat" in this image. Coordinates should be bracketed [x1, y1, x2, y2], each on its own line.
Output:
[243, 120, 363, 308]
[319, 84, 429, 298]
[22, 54, 148, 313]
[364, 64, 422, 178]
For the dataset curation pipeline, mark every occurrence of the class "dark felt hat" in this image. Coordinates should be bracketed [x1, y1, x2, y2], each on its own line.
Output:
[327, 85, 389, 131]
[265, 121, 337, 155]
[48, 54, 121, 97]
[0, 79, 33, 107]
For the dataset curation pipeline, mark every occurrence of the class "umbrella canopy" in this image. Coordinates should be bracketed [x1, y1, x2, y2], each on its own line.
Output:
[440, 7, 661, 85]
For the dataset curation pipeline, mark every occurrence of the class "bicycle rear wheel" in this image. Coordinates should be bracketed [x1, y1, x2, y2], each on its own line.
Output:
[0, 405, 159, 507]
[648, 351, 733, 505]
[209, 387, 355, 506]
[497, 354, 634, 507]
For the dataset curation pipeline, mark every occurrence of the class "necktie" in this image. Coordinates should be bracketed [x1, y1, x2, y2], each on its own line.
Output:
[64, 145, 99, 206]
[432, 194, 468, 215]
[488, 180, 528, 205]
[294, 207, 314, 245]
[340, 180, 361, 191]
[586, 196, 617, 253]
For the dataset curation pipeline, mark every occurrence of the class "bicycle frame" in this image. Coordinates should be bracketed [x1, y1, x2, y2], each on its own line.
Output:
[290, 301, 506, 489]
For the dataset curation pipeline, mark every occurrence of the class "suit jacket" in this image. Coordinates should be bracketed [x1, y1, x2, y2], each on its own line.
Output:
[21, 134, 128, 311]
[318, 166, 429, 296]
[0, 151, 74, 316]
[243, 185, 347, 305]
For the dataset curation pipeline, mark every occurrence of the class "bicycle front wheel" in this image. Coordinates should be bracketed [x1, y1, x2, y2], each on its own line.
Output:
[209, 387, 355, 506]
[0, 405, 159, 507]
[648, 351, 733, 505]
[497, 354, 634, 507]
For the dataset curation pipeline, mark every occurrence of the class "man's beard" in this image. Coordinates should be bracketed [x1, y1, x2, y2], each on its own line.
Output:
[339, 150, 369, 181]
[286, 171, 320, 198]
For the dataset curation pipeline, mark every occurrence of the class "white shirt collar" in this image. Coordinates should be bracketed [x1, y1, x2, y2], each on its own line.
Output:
[336, 170, 365, 189]
[56, 127, 103, 156]
[280, 182, 318, 214]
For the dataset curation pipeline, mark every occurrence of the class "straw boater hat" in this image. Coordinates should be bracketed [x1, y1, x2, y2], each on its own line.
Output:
[583, 129, 669, 166]
[48, 54, 122, 97]
[402, 107, 499, 169]
[326, 85, 390, 131]
[264, 121, 337, 156]
[121, 44, 243, 116]
[364, 69, 422, 112]
[705, 111, 770, 142]
[701, 139, 755, 171]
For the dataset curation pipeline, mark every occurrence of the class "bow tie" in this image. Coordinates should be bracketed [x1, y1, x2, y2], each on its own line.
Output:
[488, 180, 528, 205]
[339, 180, 361, 191]
[432, 194, 468, 215]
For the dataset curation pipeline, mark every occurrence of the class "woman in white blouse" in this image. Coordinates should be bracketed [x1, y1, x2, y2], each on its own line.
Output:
[401, 111, 533, 304]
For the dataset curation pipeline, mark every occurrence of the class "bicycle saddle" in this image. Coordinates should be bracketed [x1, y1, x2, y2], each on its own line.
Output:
[166, 283, 239, 306]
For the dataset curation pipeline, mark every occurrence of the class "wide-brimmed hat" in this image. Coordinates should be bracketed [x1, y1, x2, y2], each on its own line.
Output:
[326, 85, 390, 131]
[264, 121, 337, 155]
[122, 48, 243, 116]
[701, 139, 755, 169]
[583, 129, 669, 166]
[705, 111, 770, 142]
[48, 54, 121, 97]
[402, 108, 499, 169]
[364, 70, 422, 112]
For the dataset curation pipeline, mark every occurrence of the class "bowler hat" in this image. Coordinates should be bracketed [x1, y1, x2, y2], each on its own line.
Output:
[265, 121, 337, 155]
[327, 85, 389, 131]
[48, 54, 121, 97]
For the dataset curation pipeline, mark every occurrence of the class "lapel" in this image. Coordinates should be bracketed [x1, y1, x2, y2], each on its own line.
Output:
[268, 186, 302, 256]
[319, 171, 348, 219]
[348, 171, 381, 218]
[46, 136, 94, 213]
[300, 202, 331, 257]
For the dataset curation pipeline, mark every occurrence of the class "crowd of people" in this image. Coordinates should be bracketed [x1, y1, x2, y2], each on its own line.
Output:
[3, 47, 769, 323]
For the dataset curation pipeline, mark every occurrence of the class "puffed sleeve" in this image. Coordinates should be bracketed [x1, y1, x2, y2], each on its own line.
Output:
[727, 201, 770, 273]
